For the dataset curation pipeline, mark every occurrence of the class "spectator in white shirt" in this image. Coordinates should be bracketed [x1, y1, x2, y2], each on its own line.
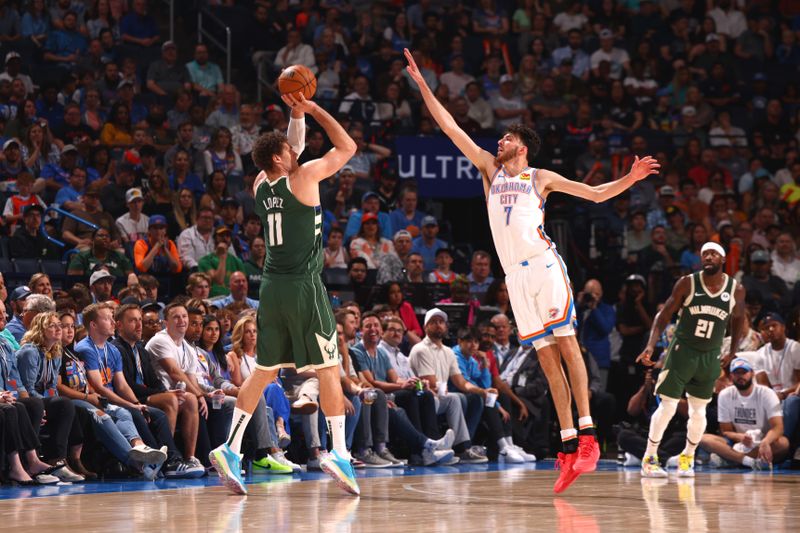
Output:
[439, 54, 475, 97]
[708, 0, 747, 40]
[590, 28, 630, 80]
[274, 29, 317, 74]
[700, 358, 789, 468]
[177, 207, 215, 271]
[770, 233, 800, 290]
[465, 81, 495, 132]
[116, 188, 149, 245]
[491, 75, 530, 131]
[230, 104, 261, 160]
[552, 2, 588, 34]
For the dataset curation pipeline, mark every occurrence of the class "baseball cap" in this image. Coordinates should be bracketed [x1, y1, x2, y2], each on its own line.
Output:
[221, 197, 239, 208]
[659, 185, 675, 197]
[625, 273, 646, 286]
[421, 215, 438, 227]
[117, 79, 134, 90]
[264, 104, 282, 114]
[89, 270, 114, 286]
[5, 51, 21, 63]
[125, 188, 144, 203]
[424, 307, 448, 326]
[499, 74, 514, 84]
[729, 357, 753, 373]
[750, 250, 770, 263]
[599, 29, 613, 39]
[148, 214, 167, 227]
[23, 204, 44, 216]
[681, 106, 697, 117]
[11, 286, 31, 301]
[361, 212, 378, 223]
[716, 219, 733, 232]
[62, 144, 79, 154]
[140, 299, 164, 312]
[361, 191, 379, 203]
[120, 296, 141, 306]
[214, 225, 232, 235]
[705, 33, 720, 43]
[161, 40, 177, 51]
[393, 229, 412, 241]
[2, 138, 20, 150]
[760, 312, 784, 325]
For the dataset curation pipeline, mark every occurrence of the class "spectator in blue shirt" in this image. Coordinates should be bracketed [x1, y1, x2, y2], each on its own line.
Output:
[576, 279, 616, 390]
[119, 0, 160, 49]
[412, 216, 448, 271]
[467, 250, 495, 302]
[54, 166, 87, 211]
[343, 191, 392, 243]
[43, 11, 87, 67]
[186, 43, 223, 97]
[389, 187, 427, 236]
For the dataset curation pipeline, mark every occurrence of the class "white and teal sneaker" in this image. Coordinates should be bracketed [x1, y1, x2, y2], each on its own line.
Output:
[320, 450, 360, 496]
[209, 444, 247, 495]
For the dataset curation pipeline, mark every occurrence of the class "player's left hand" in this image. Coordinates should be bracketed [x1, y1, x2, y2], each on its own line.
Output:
[629, 155, 660, 182]
[281, 92, 316, 114]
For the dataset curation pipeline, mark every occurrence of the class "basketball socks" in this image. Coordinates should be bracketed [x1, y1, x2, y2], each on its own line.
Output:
[682, 438, 700, 457]
[645, 397, 679, 457]
[742, 456, 755, 468]
[561, 428, 578, 454]
[327, 415, 349, 458]
[226, 408, 252, 454]
[577, 416, 596, 437]
[498, 438, 509, 452]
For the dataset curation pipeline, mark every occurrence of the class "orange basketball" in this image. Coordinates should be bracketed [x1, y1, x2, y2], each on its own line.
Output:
[278, 65, 317, 100]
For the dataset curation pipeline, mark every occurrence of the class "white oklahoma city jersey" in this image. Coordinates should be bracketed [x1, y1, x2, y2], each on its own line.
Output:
[486, 166, 553, 268]
[486, 165, 575, 344]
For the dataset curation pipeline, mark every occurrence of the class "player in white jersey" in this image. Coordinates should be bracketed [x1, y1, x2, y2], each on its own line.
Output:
[405, 48, 659, 493]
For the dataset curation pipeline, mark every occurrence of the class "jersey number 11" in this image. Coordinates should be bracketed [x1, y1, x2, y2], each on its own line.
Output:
[266, 213, 283, 246]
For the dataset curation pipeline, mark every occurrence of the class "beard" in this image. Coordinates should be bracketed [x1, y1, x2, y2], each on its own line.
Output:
[733, 378, 752, 391]
[702, 263, 721, 275]
[495, 145, 518, 165]
[427, 329, 444, 341]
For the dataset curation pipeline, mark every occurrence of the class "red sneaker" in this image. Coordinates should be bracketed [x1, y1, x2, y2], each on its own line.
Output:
[553, 452, 581, 494]
[573, 435, 600, 474]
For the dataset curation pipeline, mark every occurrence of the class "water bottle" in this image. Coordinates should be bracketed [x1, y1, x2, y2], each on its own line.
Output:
[415, 379, 424, 397]
[176, 381, 186, 391]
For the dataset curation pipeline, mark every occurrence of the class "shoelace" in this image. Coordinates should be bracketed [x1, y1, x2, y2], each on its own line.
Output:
[578, 441, 595, 460]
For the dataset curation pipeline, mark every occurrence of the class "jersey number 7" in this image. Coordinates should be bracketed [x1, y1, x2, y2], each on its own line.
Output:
[504, 206, 513, 225]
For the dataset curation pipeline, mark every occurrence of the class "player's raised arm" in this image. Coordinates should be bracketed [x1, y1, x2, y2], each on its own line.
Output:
[541, 156, 660, 203]
[404, 48, 496, 180]
[636, 275, 691, 367]
[284, 93, 356, 184]
[286, 105, 306, 156]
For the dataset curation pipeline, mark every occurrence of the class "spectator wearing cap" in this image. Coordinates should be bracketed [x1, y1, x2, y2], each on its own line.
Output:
[213, 271, 259, 310]
[102, 163, 137, 218]
[198, 226, 246, 297]
[67, 227, 133, 278]
[54, 166, 87, 212]
[0, 52, 33, 97]
[376, 230, 414, 285]
[411, 216, 448, 272]
[43, 10, 88, 66]
[146, 40, 191, 98]
[743, 250, 790, 314]
[491, 74, 530, 131]
[5, 286, 31, 342]
[62, 180, 121, 249]
[86, 269, 117, 303]
[116, 187, 149, 244]
[343, 191, 392, 243]
[700, 358, 789, 470]
[771, 233, 800, 291]
[553, 29, 592, 79]
[177, 206, 216, 271]
[647, 186, 678, 230]
[133, 215, 182, 275]
[349, 212, 396, 271]
[345, 126, 391, 181]
[9, 203, 59, 259]
[439, 54, 476, 100]
[389, 187, 426, 237]
[186, 43, 223, 97]
[590, 28, 630, 80]
[0, 137, 31, 182]
[3, 171, 46, 233]
[322, 166, 364, 224]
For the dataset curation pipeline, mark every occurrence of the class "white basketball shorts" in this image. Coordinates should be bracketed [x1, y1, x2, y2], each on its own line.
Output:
[504, 247, 577, 345]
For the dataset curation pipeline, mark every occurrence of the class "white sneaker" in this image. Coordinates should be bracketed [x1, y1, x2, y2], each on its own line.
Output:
[272, 451, 302, 472]
[498, 447, 525, 464]
[421, 447, 455, 466]
[623, 452, 640, 467]
[510, 444, 536, 462]
[431, 429, 455, 451]
[641, 455, 668, 478]
[129, 444, 168, 466]
[708, 453, 724, 468]
[665, 455, 678, 468]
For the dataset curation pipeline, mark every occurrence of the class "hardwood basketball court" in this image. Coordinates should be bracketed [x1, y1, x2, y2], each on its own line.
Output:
[4, 462, 797, 532]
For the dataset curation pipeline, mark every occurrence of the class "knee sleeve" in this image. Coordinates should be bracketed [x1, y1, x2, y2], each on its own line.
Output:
[654, 396, 680, 419]
[533, 335, 557, 351]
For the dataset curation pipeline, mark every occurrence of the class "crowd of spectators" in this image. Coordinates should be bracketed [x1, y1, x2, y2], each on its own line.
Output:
[1, 0, 800, 484]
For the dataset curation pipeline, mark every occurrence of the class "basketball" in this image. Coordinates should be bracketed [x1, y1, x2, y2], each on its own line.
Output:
[277, 65, 317, 100]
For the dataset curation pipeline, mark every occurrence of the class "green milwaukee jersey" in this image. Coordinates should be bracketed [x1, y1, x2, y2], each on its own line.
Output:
[254, 176, 323, 276]
[673, 272, 736, 351]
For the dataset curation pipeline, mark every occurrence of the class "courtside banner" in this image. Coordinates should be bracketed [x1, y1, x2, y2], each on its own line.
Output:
[395, 136, 497, 198]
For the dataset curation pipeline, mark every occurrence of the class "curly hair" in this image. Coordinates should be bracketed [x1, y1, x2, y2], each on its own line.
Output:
[505, 124, 541, 163]
[21, 311, 62, 360]
[252, 131, 289, 172]
[230, 315, 257, 358]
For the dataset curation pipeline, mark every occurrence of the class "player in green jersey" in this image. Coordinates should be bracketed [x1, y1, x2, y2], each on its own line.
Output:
[636, 242, 745, 478]
[209, 93, 360, 496]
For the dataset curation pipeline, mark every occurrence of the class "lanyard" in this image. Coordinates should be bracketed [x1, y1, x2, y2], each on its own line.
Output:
[768, 341, 790, 384]
[91, 340, 110, 385]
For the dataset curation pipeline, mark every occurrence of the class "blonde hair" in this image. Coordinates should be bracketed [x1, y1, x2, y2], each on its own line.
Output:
[28, 273, 51, 295]
[21, 311, 62, 359]
[230, 315, 257, 358]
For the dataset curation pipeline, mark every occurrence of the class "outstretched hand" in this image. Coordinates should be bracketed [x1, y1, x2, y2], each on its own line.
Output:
[281, 92, 316, 114]
[403, 48, 425, 87]
[629, 155, 660, 182]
